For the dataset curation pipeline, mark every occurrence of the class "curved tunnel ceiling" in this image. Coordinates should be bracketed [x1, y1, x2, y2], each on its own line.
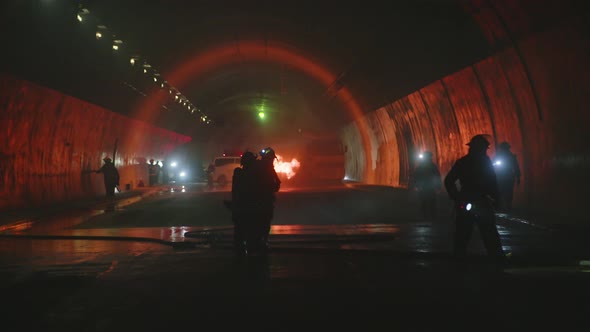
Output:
[0, 0, 492, 146]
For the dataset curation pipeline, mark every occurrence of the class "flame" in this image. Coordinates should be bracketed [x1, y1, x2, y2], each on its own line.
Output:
[273, 154, 300, 179]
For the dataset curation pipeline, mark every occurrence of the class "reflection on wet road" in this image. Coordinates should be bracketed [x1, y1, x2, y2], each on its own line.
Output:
[1, 182, 590, 269]
[1, 183, 590, 330]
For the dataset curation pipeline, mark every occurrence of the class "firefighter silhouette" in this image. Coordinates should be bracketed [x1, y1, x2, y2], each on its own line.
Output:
[252, 147, 281, 253]
[409, 151, 442, 220]
[95, 157, 119, 198]
[444, 135, 506, 263]
[231, 151, 258, 255]
[148, 159, 158, 186]
[493, 142, 521, 211]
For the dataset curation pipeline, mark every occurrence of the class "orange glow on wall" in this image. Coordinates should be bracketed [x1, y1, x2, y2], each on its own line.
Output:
[0, 75, 191, 209]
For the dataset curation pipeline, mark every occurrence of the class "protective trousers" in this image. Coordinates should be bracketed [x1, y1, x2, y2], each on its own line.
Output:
[453, 203, 504, 261]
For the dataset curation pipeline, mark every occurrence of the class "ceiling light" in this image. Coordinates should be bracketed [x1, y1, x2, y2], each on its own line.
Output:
[112, 39, 122, 51]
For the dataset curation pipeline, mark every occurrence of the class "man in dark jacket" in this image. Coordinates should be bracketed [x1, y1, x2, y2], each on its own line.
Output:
[148, 159, 158, 186]
[95, 157, 120, 198]
[253, 147, 281, 253]
[231, 151, 258, 255]
[409, 151, 442, 220]
[444, 135, 505, 263]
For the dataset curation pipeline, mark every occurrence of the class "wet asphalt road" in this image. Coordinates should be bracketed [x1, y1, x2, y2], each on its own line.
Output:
[1, 182, 590, 330]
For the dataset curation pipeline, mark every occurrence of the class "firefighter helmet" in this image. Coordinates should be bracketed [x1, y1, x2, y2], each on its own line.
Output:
[466, 135, 491, 149]
[260, 147, 276, 159]
[240, 151, 257, 166]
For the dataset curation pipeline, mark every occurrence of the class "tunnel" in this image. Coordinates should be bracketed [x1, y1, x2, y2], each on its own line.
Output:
[1, 0, 589, 227]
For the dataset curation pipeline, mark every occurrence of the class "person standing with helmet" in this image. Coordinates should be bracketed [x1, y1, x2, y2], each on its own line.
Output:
[231, 151, 258, 255]
[155, 161, 162, 185]
[409, 151, 442, 220]
[148, 159, 158, 186]
[205, 162, 215, 189]
[95, 157, 120, 198]
[253, 147, 281, 253]
[444, 135, 506, 263]
[493, 142, 521, 211]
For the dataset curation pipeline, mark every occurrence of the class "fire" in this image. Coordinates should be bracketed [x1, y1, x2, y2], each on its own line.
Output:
[273, 154, 300, 179]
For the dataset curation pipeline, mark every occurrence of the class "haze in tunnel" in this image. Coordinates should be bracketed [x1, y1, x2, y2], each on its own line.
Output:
[3, 3, 590, 329]
[1, 0, 589, 225]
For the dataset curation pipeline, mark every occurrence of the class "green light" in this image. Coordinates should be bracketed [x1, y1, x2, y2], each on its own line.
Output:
[256, 100, 267, 121]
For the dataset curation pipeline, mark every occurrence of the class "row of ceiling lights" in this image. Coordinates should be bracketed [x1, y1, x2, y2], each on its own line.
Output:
[75, 6, 212, 125]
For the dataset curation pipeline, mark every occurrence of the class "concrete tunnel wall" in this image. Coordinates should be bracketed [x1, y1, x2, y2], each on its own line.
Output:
[342, 0, 590, 226]
[0, 75, 191, 210]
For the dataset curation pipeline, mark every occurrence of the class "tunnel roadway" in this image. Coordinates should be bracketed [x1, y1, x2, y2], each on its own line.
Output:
[1, 182, 589, 330]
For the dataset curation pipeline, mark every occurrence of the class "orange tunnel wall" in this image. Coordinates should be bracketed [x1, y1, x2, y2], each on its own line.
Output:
[342, 1, 589, 225]
[0, 76, 191, 210]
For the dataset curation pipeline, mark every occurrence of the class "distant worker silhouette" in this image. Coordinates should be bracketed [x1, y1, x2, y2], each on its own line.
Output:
[206, 162, 215, 189]
[231, 151, 258, 255]
[444, 135, 506, 263]
[253, 147, 281, 253]
[409, 151, 442, 220]
[493, 142, 521, 211]
[148, 159, 158, 186]
[161, 160, 170, 184]
[95, 157, 120, 198]
[155, 161, 162, 184]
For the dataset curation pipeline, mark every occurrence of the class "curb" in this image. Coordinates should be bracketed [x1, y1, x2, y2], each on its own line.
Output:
[0, 187, 164, 233]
